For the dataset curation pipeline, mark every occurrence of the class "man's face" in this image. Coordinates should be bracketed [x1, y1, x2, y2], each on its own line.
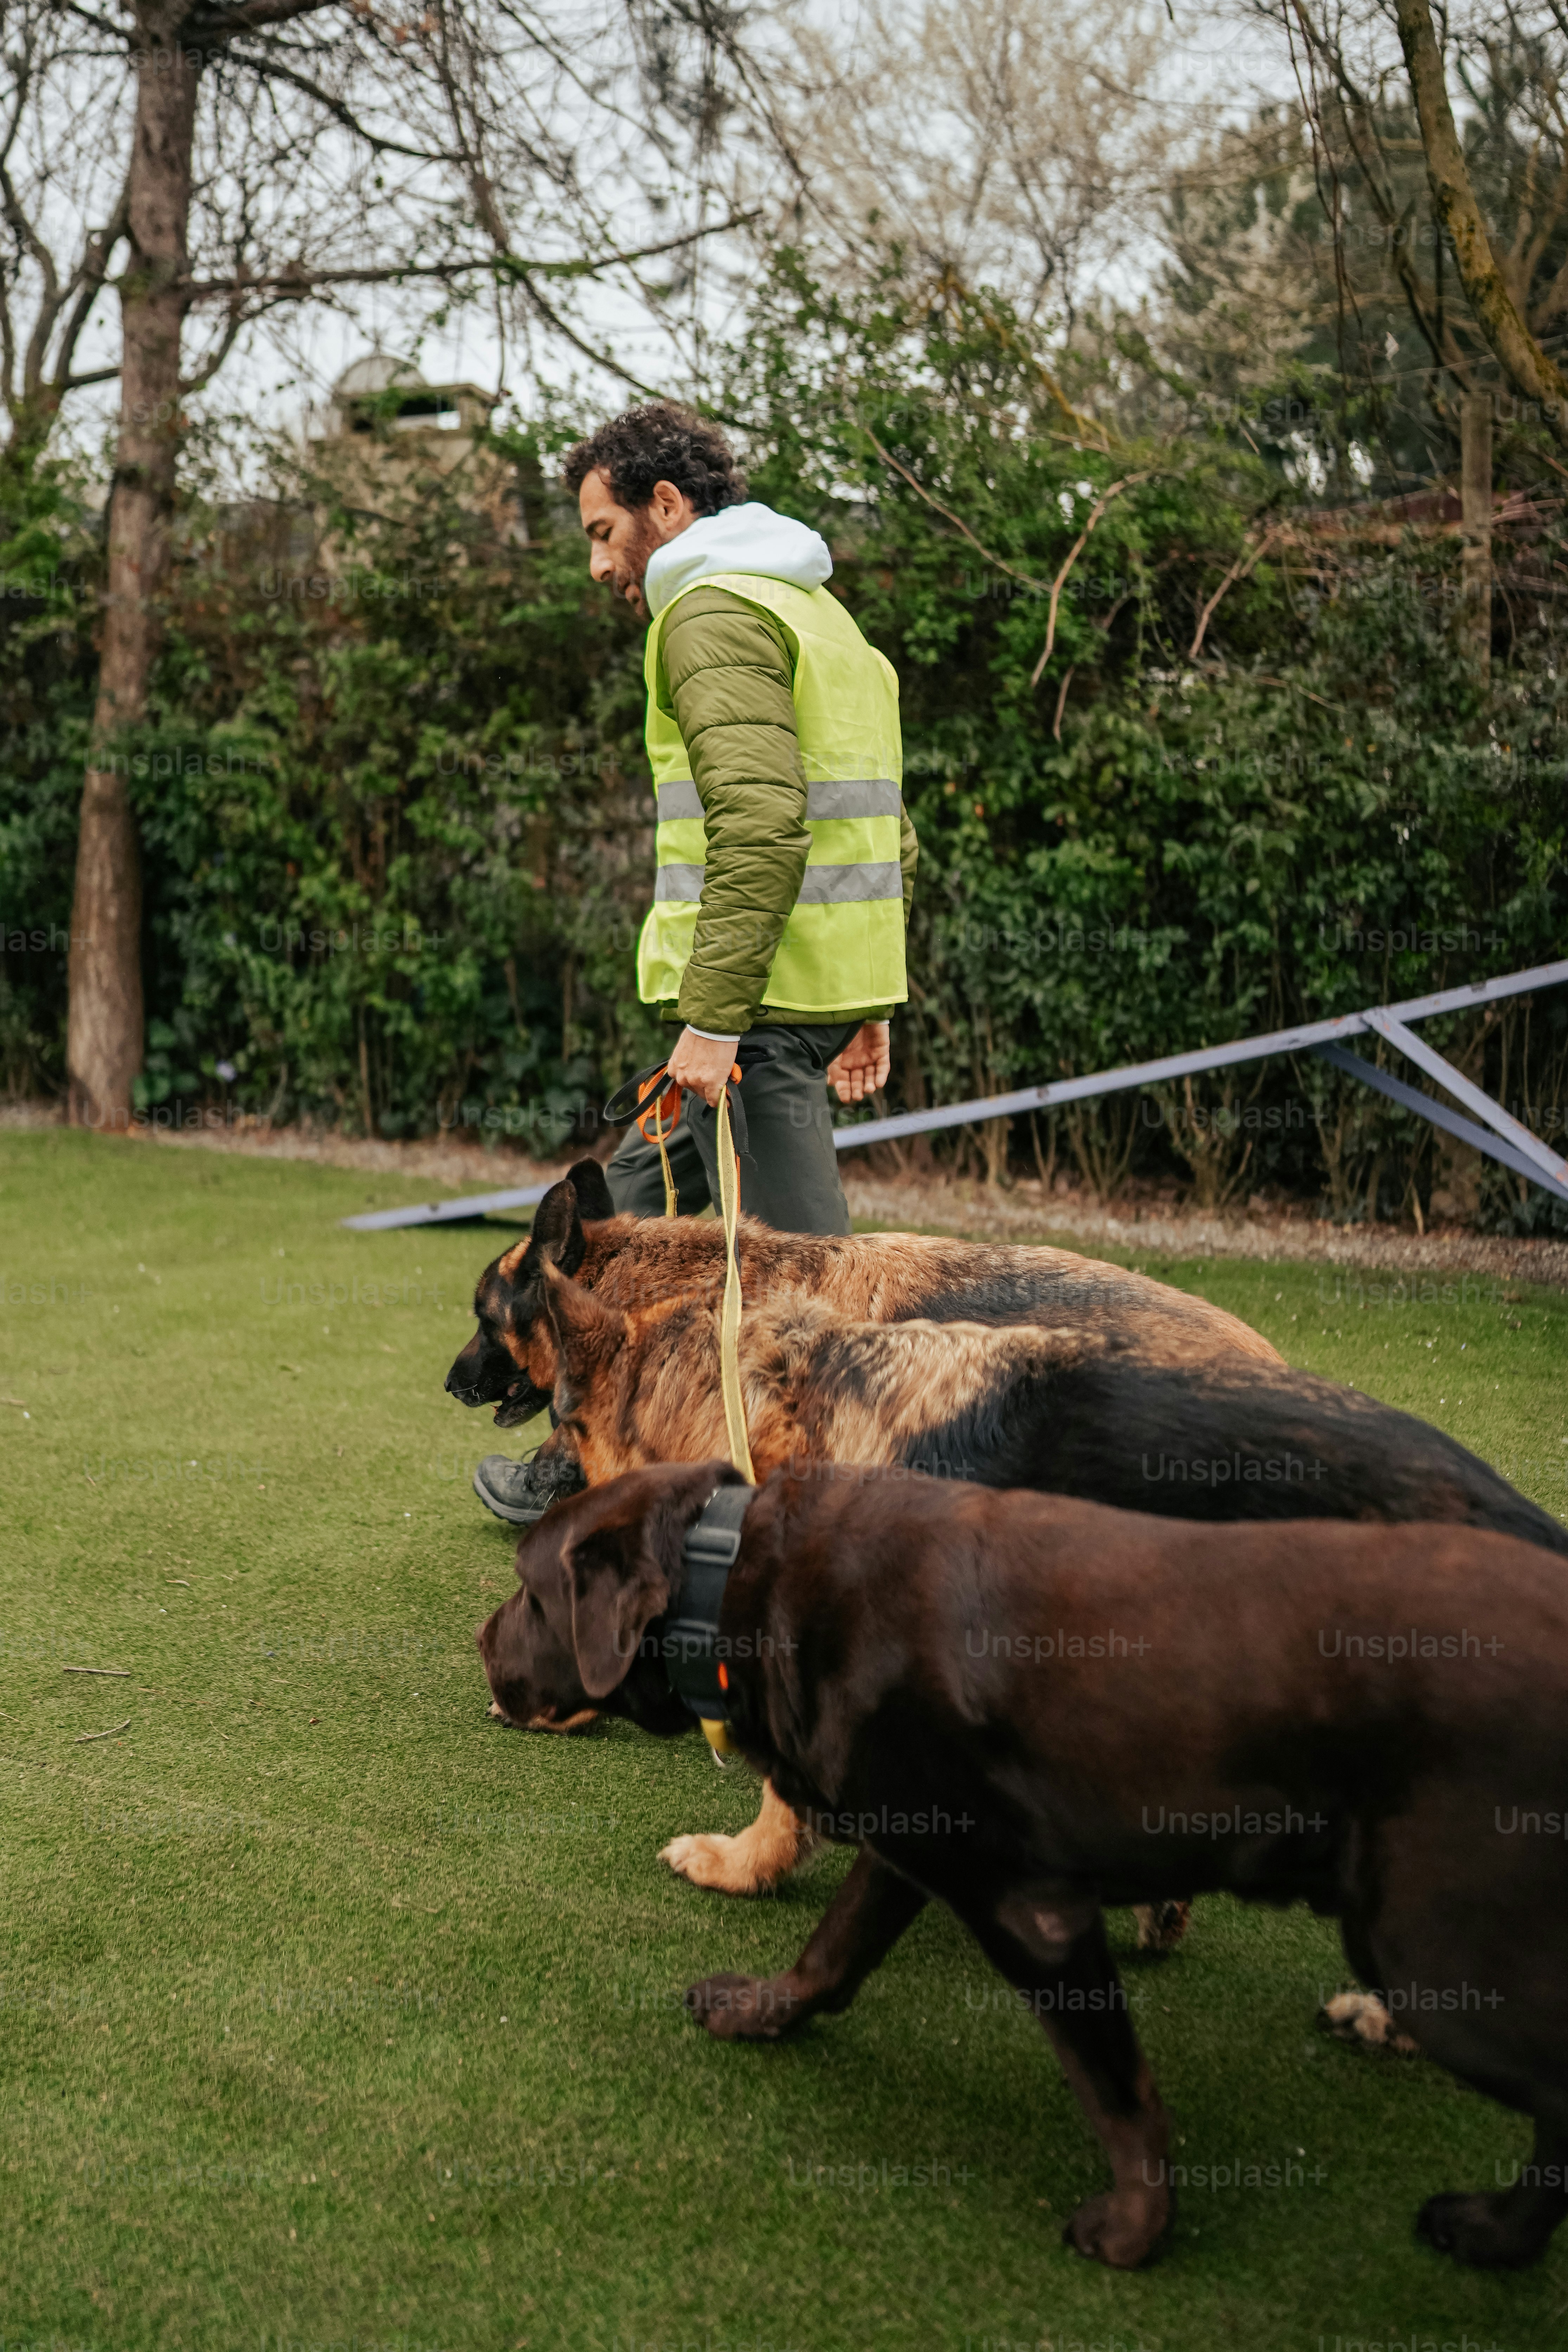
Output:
[579, 469, 698, 625]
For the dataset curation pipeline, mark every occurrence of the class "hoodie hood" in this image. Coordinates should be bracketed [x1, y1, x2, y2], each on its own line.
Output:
[644, 500, 832, 619]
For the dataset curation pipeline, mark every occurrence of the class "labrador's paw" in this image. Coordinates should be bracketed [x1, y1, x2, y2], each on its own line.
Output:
[1063, 2187, 1168, 2269]
[1418, 2188, 1558, 2269]
[684, 1973, 802, 2040]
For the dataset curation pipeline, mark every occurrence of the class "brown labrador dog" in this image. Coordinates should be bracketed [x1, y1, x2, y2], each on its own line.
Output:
[479, 1459, 1568, 2274]
[523, 1265, 1564, 1936]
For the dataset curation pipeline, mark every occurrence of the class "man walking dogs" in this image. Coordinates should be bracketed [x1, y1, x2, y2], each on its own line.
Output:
[566, 403, 917, 1230]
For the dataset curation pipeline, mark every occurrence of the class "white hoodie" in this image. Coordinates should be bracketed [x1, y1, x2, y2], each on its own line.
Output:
[643, 500, 832, 619]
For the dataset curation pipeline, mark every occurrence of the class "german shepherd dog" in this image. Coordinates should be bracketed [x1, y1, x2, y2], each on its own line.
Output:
[443, 1159, 1283, 1442]
[530, 1276, 1563, 1563]
[478, 1460, 1568, 2274]
[444, 1161, 1285, 1918]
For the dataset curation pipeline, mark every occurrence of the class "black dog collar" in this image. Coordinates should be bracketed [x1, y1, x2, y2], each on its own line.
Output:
[662, 1484, 755, 1725]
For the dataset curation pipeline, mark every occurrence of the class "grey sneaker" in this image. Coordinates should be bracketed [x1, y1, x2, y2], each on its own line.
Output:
[473, 1453, 584, 1526]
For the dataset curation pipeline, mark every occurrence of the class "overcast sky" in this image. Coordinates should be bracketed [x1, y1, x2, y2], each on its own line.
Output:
[42, 0, 1298, 482]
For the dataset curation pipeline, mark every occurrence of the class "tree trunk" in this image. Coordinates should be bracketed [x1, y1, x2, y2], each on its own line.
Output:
[1460, 392, 1492, 683]
[66, 11, 198, 1129]
[1394, 0, 1568, 452]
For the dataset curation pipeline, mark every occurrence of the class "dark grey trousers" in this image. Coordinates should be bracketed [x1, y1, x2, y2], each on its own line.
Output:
[605, 1021, 857, 1236]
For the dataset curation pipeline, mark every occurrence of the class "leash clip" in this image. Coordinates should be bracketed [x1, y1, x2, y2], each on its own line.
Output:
[699, 1717, 736, 1765]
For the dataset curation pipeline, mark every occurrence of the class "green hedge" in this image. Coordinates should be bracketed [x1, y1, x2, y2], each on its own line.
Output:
[2, 272, 1565, 1226]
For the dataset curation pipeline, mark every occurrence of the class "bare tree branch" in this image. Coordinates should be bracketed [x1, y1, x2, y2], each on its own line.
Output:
[1189, 525, 1280, 659]
[1029, 473, 1155, 685]
[178, 293, 248, 394]
[1394, 0, 1568, 443]
[860, 422, 1058, 596]
[178, 209, 761, 298]
[184, 0, 340, 43]
[0, 9, 132, 442]
[44, 184, 132, 403]
[236, 50, 463, 163]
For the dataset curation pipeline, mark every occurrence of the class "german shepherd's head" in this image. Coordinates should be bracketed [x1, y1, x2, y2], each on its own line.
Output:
[537, 1265, 741, 1482]
[443, 1158, 617, 1428]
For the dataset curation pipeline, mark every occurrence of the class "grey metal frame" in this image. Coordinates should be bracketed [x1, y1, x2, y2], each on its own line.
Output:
[341, 956, 1568, 1230]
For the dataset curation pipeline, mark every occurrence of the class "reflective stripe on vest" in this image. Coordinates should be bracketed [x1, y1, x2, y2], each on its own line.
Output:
[654, 860, 903, 906]
[638, 571, 908, 1015]
[655, 778, 904, 825]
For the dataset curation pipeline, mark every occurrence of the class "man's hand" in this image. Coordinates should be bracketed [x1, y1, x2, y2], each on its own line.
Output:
[826, 1021, 891, 1105]
[666, 1026, 739, 1109]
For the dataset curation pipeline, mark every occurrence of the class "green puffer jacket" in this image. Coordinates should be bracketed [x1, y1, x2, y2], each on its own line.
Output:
[656, 584, 918, 1037]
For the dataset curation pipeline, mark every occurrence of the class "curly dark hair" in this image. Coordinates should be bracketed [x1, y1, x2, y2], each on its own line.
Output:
[561, 401, 747, 516]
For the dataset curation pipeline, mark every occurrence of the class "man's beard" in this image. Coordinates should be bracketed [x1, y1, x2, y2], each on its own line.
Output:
[613, 507, 664, 621]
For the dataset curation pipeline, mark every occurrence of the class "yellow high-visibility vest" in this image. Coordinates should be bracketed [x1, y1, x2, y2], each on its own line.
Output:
[637, 571, 908, 1014]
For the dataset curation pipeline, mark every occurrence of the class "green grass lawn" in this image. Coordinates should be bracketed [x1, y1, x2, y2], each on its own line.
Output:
[3, 1127, 1567, 2352]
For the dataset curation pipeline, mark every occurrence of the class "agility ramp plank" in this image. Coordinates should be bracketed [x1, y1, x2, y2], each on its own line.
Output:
[1309, 1043, 1568, 1199]
[340, 957, 1568, 1230]
[342, 1182, 555, 1232]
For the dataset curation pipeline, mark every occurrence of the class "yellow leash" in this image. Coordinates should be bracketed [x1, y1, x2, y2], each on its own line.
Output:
[714, 1081, 756, 1487]
[699, 1078, 754, 1757]
[631, 1057, 752, 1755]
[651, 1069, 752, 1481]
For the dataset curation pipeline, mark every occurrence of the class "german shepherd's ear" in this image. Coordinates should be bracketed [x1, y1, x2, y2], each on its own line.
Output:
[561, 1509, 673, 1699]
[525, 1177, 590, 1279]
[539, 1260, 626, 1351]
[539, 1260, 627, 1419]
[565, 1157, 616, 1221]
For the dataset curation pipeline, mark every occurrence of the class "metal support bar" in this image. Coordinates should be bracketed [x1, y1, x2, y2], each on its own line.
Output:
[830, 959, 1568, 1150]
[1362, 1010, 1568, 1190]
[1310, 1043, 1568, 1200]
[340, 957, 1568, 1231]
